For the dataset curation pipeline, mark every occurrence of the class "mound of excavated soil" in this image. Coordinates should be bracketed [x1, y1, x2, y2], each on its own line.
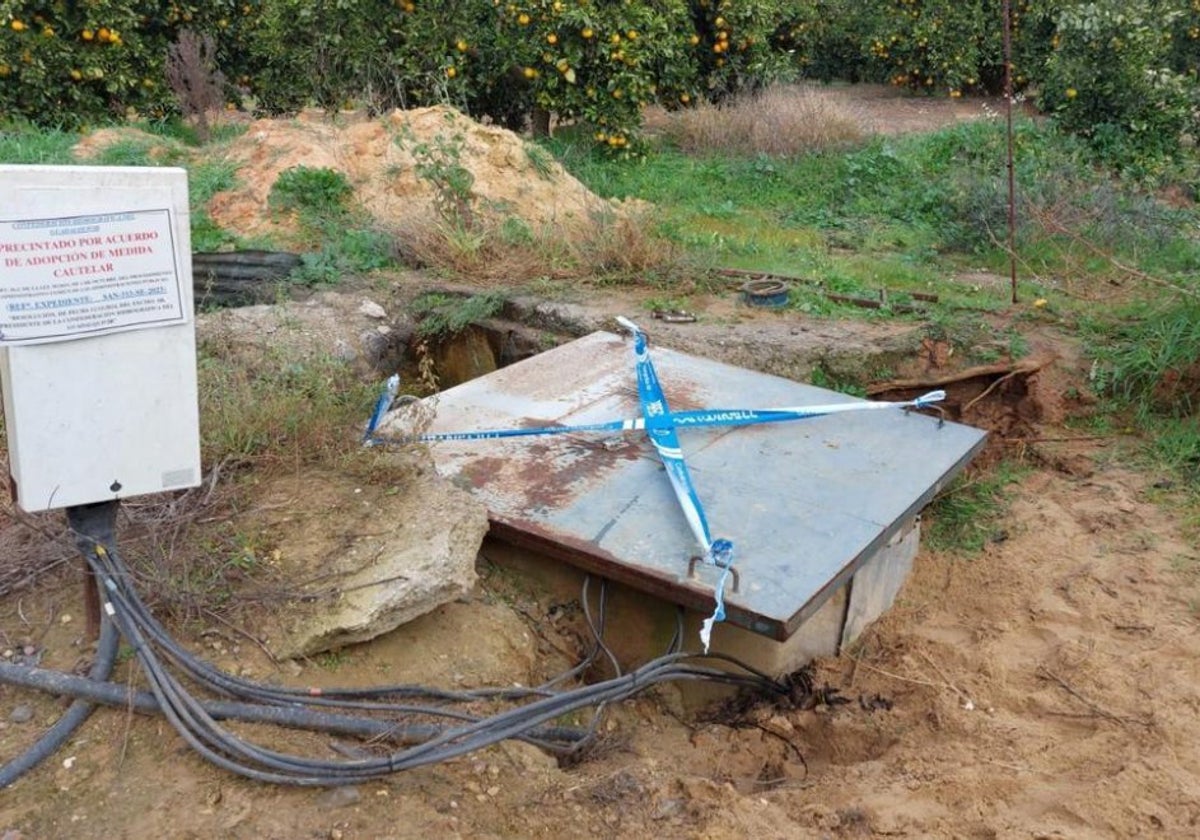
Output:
[207, 106, 619, 245]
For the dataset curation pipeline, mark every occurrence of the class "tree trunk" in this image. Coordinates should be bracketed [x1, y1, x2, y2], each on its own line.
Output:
[531, 107, 551, 138]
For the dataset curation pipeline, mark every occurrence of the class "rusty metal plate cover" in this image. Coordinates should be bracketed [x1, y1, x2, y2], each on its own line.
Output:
[424, 330, 986, 640]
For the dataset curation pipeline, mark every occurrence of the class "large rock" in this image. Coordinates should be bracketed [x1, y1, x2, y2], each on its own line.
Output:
[196, 287, 413, 377]
[257, 458, 489, 659]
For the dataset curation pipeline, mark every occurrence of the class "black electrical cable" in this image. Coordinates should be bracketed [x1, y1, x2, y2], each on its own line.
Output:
[0, 502, 124, 790]
[0, 612, 119, 789]
[0, 659, 588, 746]
[84, 544, 785, 785]
[3, 511, 790, 787]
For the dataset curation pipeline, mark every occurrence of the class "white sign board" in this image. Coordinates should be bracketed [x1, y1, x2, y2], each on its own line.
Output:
[0, 208, 186, 344]
[0, 165, 201, 512]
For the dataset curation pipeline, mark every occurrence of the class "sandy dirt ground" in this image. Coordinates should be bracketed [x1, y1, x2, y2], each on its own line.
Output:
[3, 87, 1199, 839]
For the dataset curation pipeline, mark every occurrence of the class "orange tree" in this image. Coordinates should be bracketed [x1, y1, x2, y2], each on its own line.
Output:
[865, 0, 1051, 96]
[686, 0, 794, 101]
[1039, 0, 1200, 167]
[774, 1, 888, 83]
[248, 0, 474, 114]
[0, 1, 259, 127]
[490, 0, 799, 151]
[491, 0, 695, 150]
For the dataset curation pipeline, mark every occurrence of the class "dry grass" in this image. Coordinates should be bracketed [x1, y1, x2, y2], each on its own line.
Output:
[654, 84, 868, 156]
[389, 204, 685, 284]
[0, 342, 417, 621]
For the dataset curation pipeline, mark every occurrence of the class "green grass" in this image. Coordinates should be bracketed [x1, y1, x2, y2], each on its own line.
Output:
[263, 166, 399, 283]
[551, 117, 1200, 318]
[197, 348, 377, 469]
[0, 121, 79, 164]
[1084, 298, 1200, 486]
[411, 291, 507, 338]
[924, 461, 1030, 554]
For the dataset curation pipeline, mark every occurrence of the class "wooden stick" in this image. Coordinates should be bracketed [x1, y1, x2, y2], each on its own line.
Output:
[962, 369, 1021, 415]
[1035, 665, 1153, 728]
[866, 355, 1052, 396]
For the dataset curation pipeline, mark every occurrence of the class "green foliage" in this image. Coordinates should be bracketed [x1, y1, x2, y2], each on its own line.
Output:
[406, 129, 477, 226]
[9, 0, 1200, 173]
[1085, 298, 1200, 483]
[249, 0, 447, 114]
[265, 166, 394, 282]
[864, 0, 1050, 96]
[925, 462, 1028, 553]
[0, 119, 78, 163]
[269, 165, 353, 217]
[291, 227, 395, 285]
[778, 1, 885, 84]
[412, 291, 507, 337]
[495, 0, 686, 151]
[1092, 299, 1200, 416]
[1040, 0, 1200, 170]
[0, 1, 257, 128]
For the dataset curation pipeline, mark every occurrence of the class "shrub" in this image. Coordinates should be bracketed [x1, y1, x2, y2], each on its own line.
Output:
[269, 166, 354, 218]
[165, 29, 226, 142]
[1040, 0, 1199, 170]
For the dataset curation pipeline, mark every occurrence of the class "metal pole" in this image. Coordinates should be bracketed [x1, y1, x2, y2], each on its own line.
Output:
[1003, 0, 1018, 304]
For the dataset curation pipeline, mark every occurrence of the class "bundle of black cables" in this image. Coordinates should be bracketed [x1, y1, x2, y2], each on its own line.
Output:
[1, 500, 790, 787]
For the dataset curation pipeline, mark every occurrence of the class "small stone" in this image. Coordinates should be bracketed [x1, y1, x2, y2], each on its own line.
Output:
[60, 614, 72, 625]
[9, 705, 34, 724]
[2, 650, 12, 659]
[22, 646, 36, 657]
[315, 786, 361, 809]
[486, 786, 500, 797]
[358, 300, 387, 319]
[330, 830, 344, 840]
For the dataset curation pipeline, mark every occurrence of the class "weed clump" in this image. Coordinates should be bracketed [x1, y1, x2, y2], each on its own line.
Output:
[269, 166, 354, 219]
[1089, 299, 1200, 482]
